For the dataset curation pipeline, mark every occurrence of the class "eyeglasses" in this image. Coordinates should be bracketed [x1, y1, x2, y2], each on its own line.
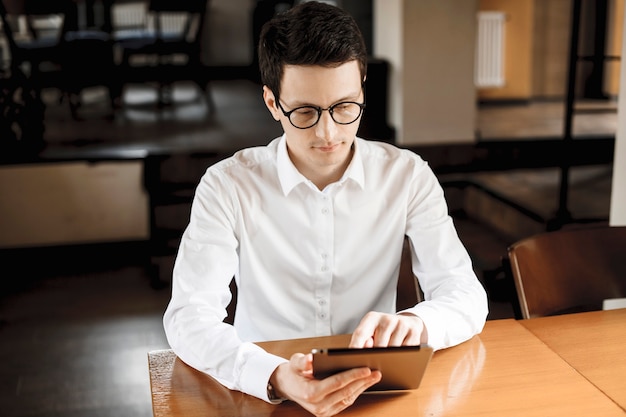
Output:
[276, 99, 366, 129]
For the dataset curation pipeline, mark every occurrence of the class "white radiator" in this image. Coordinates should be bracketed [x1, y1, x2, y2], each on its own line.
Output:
[475, 11, 506, 88]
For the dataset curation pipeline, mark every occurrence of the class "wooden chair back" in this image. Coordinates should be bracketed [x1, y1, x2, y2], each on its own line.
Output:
[507, 226, 626, 319]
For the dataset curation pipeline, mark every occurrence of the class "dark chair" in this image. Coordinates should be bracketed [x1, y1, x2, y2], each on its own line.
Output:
[1, 0, 119, 119]
[61, 31, 119, 119]
[0, 0, 61, 151]
[0, 0, 74, 97]
[143, 150, 229, 288]
[505, 225, 626, 319]
[113, 0, 212, 110]
[0, 56, 46, 154]
[397, 236, 423, 311]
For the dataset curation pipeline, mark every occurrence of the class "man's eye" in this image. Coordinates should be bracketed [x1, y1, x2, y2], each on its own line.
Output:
[295, 107, 317, 116]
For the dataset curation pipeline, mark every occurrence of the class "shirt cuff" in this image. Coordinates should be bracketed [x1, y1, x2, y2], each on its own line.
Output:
[238, 347, 289, 403]
[400, 304, 446, 351]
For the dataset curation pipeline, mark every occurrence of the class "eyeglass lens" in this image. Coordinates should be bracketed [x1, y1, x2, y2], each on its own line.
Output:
[289, 102, 363, 128]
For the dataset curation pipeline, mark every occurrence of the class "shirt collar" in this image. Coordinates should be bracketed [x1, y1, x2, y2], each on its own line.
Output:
[342, 139, 365, 189]
[276, 135, 365, 195]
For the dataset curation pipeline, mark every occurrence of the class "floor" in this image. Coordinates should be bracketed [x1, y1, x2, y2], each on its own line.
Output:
[0, 79, 617, 417]
[0, 265, 169, 417]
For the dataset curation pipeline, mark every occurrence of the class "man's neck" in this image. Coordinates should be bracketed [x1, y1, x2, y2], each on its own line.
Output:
[309, 167, 346, 191]
[295, 147, 354, 191]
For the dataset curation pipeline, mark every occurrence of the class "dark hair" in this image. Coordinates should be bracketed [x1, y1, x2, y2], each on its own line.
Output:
[258, 1, 368, 99]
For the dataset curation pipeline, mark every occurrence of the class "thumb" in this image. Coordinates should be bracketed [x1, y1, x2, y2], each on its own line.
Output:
[290, 353, 313, 374]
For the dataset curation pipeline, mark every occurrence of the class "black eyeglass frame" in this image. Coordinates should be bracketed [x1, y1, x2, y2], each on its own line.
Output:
[276, 99, 366, 130]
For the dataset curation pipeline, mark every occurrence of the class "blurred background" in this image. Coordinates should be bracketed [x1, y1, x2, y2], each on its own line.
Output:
[0, 0, 624, 416]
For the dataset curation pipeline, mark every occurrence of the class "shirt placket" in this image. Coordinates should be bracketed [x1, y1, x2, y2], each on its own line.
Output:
[315, 192, 334, 335]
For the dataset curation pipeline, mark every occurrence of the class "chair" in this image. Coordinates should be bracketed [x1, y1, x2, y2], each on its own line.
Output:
[60, 0, 119, 118]
[0, 0, 75, 96]
[112, 0, 212, 110]
[1, 0, 119, 119]
[506, 225, 626, 319]
[0, 0, 59, 150]
[397, 236, 424, 310]
[143, 150, 229, 288]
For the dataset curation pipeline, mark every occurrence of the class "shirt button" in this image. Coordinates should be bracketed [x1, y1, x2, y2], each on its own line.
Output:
[321, 265, 329, 272]
[321, 253, 328, 259]
[319, 313, 327, 319]
[321, 208, 329, 214]
[318, 299, 326, 306]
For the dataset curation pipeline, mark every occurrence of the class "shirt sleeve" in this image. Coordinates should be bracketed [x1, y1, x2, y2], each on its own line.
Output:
[162, 168, 288, 403]
[401, 160, 489, 351]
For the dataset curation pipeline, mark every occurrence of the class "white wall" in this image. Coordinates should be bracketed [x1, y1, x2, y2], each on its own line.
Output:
[373, 0, 403, 140]
[373, 0, 478, 145]
[0, 161, 149, 248]
[610, 7, 626, 225]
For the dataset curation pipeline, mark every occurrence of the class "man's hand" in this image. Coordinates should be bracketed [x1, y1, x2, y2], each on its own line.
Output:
[270, 352, 382, 417]
[349, 312, 427, 348]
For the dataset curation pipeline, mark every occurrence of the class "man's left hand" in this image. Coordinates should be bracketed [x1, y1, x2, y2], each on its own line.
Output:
[349, 312, 427, 348]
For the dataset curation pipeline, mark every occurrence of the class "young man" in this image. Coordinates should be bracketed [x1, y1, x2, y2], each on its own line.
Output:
[163, 2, 488, 416]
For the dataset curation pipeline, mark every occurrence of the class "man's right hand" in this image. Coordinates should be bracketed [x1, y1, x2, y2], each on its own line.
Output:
[270, 352, 382, 417]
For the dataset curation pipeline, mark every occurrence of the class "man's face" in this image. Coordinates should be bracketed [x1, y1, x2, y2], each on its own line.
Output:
[263, 61, 364, 180]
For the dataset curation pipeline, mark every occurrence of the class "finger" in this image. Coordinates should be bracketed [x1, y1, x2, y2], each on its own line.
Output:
[349, 369, 382, 395]
[306, 368, 373, 417]
[302, 353, 313, 373]
[370, 315, 395, 347]
[387, 317, 413, 346]
[290, 353, 313, 376]
[363, 337, 374, 348]
[318, 366, 372, 394]
[349, 312, 380, 348]
[388, 330, 407, 347]
[401, 328, 423, 346]
[376, 315, 423, 347]
[329, 370, 382, 414]
[397, 314, 425, 346]
[371, 325, 393, 347]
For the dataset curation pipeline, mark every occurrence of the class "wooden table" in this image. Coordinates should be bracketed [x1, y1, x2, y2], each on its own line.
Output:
[521, 308, 626, 411]
[148, 317, 625, 417]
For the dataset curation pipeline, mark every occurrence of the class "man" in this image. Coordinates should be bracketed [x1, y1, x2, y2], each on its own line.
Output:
[163, 2, 488, 416]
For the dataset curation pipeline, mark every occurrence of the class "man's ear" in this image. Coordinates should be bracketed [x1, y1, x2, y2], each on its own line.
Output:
[262, 86, 280, 121]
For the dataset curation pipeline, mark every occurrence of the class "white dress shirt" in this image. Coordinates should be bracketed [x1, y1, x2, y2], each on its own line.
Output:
[163, 135, 488, 402]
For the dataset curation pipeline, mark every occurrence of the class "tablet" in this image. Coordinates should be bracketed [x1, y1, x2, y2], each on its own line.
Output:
[311, 345, 433, 391]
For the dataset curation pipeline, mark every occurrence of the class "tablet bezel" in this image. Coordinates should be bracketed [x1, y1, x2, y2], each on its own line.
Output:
[311, 344, 433, 391]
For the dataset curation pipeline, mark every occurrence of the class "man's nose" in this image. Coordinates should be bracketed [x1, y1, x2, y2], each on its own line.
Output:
[314, 109, 337, 140]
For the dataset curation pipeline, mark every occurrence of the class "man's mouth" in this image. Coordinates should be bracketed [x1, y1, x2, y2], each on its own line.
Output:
[315, 143, 341, 152]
